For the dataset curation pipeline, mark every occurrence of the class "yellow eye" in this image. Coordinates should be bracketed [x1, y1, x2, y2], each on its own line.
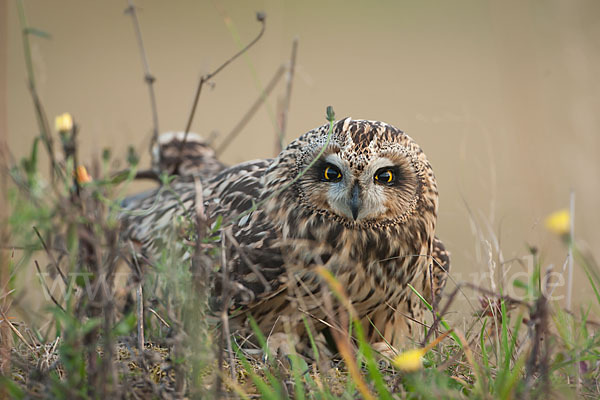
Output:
[375, 169, 394, 184]
[323, 165, 342, 182]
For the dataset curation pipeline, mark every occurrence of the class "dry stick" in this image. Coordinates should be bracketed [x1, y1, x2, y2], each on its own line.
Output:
[276, 37, 298, 153]
[34, 260, 65, 312]
[566, 190, 575, 311]
[215, 233, 227, 398]
[216, 64, 285, 155]
[423, 281, 526, 347]
[125, 1, 160, 172]
[127, 241, 146, 364]
[16, 0, 59, 182]
[68, 124, 81, 197]
[136, 282, 144, 353]
[428, 259, 437, 340]
[33, 226, 67, 285]
[179, 12, 266, 163]
[224, 230, 271, 291]
[0, 308, 34, 352]
[148, 307, 170, 328]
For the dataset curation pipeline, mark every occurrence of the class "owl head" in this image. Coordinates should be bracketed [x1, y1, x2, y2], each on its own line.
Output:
[266, 118, 438, 231]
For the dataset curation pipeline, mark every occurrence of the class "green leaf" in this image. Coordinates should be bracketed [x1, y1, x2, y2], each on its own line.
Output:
[0, 376, 25, 399]
[113, 312, 137, 336]
[82, 317, 102, 335]
[512, 279, 529, 290]
[24, 27, 52, 39]
[108, 170, 132, 185]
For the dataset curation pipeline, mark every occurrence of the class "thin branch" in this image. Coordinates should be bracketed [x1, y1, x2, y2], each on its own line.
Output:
[33, 226, 67, 285]
[216, 65, 285, 155]
[0, 308, 34, 352]
[136, 282, 144, 353]
[276, 37, 298, 153]
[34, 260, 65, 312]
[215, 233, 227, 398]
[179, 12, 266, 163]
[16, 0, 59, 182]
[566, 190, 575, 311]
[125, 1, 160, 172]
[224, 230, 271, 292]
[148, 307, 170, 328]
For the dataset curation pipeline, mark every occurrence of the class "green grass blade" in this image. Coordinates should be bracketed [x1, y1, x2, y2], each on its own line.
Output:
[353, 319, 393, 400]
[480, 317, 490, 372]
[407, 283, 461, 346]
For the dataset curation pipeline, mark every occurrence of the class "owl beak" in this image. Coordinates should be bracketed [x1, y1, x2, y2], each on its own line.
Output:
[350, 182, 361, 220]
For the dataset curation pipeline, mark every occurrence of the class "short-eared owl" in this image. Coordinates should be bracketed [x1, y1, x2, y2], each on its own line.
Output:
[122, 118, 450, 353]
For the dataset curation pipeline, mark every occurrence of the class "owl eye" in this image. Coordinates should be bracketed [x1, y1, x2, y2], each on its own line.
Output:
[322, 164, 342, 182]
[374, 168, 395, 185]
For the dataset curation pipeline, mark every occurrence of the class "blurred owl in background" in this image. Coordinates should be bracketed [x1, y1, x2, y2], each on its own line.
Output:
[121, 118, 450, 355]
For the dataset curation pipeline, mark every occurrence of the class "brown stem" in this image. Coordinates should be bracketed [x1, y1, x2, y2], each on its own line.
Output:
[125, 1, 160, 172]
[179, 12, 267, 166]
[216, 65, 285, 155]
[276, 37, 298, 153]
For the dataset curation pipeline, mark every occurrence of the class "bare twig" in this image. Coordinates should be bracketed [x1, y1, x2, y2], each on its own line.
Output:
[276, 37, 298, 153]
[148, 307, 170, 328]
[220, 236, 236, 384]
[566, 190, 575, 311]
[33, 226, 67, 285]
[215, 233, 228, 398]
[224, 230, 271, 292]
[216, 65, 285, 156]
[0, 308, 34, 352]
[180, 12, 266, 162]
[125, 1, 160, 172]
[423, 281, 526, 346]
[16, 0, 60, 182]
[34, 260, 65, 312]
[136, 282, 144, 353]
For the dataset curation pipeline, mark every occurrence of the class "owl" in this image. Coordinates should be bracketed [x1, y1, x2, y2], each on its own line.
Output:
[121, 118, 450, 355]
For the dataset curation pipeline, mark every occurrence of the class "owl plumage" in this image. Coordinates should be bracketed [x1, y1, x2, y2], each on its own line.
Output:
[121, 118, 450, 353]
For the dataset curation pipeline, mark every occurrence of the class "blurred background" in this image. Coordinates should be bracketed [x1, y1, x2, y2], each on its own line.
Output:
[3, 0, 600, 312]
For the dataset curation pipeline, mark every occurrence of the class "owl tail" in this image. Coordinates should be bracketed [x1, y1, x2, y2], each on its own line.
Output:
[154, 131, 226, 178]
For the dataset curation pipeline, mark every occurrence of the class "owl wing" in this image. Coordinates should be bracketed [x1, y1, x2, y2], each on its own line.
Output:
[120, 158, 289, 311]
[429, 237, 451, 306]
[204, 159, 289, 309]
[121, 132, 224, 255]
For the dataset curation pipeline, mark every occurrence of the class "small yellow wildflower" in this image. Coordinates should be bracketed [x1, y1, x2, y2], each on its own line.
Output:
[545, 209, 570, 235]
[76, 165, 92, 184]
[55, 112, 73, 132]
[393, 329, 454, 372]
[392, 348, 426, 372]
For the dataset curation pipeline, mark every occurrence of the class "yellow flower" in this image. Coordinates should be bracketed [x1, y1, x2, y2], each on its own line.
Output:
[545, 209, 570, 235]
[55, 112, 73, 132]
[75, 165, 92, 183]
[392, 348, 426, 372]
[393, 329, 454, 372]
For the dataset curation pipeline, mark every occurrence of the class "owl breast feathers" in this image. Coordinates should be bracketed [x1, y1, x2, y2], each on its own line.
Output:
[121, 118, 450, 352]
